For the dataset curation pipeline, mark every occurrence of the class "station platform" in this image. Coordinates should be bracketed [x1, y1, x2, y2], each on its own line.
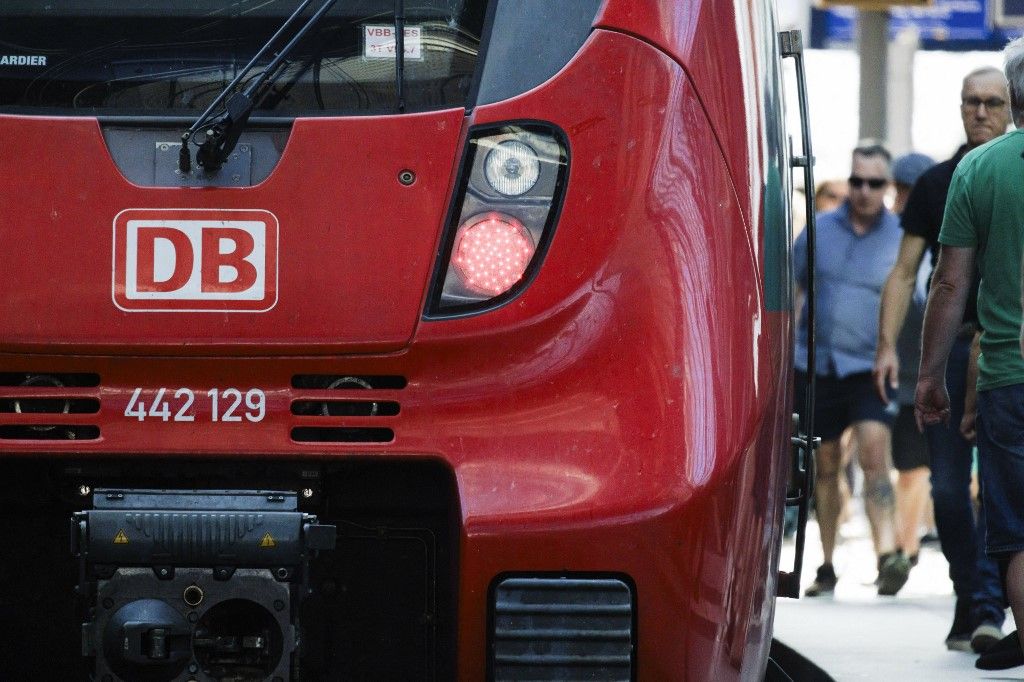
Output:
[774, 509, 1020, 680]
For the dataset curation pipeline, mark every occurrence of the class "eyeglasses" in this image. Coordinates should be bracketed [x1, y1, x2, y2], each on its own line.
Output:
[961, 96, 1007, 110]
[848, 176, 887, 190]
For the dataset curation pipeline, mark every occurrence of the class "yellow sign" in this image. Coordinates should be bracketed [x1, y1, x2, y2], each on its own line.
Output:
[113, 529, 129, 544]
[259, 532, 276, 548]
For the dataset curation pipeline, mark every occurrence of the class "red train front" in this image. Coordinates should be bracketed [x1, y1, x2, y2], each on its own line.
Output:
[0, 1, 802, 679]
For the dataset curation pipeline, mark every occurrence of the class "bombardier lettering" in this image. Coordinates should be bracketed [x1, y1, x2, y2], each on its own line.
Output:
[0, 55, 46, 66]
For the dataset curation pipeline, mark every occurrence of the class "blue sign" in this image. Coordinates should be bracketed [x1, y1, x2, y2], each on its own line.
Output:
[810, 0, 1024, 51]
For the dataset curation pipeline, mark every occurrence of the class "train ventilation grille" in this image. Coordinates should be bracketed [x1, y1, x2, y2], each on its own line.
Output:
[0, 373, 101, 440]
[490, 576, 635, 681]
[290, 375, 405, 443]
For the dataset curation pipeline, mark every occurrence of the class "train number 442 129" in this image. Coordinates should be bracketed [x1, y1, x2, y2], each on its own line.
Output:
[123, 387, 267, 422]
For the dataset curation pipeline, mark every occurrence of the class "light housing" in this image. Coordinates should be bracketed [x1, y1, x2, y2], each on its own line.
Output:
[484, 140, 541, 196]
[427, 124, 568, 315]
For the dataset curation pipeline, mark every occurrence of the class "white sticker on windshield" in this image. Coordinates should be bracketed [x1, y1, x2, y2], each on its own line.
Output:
[363, 25, 422, 61]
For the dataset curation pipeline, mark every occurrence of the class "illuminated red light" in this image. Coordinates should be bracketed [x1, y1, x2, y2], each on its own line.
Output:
[452, 212, 536, 296]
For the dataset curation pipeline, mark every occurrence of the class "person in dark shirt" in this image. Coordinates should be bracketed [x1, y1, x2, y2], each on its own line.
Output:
[873, 66, 1010, 653]
[886, 152, 933, 588]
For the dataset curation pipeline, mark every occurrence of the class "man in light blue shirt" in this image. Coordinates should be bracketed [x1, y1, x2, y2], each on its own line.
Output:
[793, 143, 906, 597]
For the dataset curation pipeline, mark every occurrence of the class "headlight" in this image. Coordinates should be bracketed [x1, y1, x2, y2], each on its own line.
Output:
[484, 140, 541, 196]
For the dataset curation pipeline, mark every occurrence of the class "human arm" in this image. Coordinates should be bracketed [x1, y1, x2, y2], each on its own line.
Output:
[1020, 248, 1024, 358]
[792, 227, 808, 343]
[960, 330, 981, 441]
[915, 245, 977, 429]
[873, 233, 928, 403]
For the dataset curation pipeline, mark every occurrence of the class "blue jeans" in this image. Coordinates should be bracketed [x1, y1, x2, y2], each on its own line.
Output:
[977, 383, 1024, 559]
[925, 336, 1005, 625]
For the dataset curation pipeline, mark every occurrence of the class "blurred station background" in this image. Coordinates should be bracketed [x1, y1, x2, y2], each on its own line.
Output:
[773, 2, 1024, 679]
[778, 0, 1023, 190]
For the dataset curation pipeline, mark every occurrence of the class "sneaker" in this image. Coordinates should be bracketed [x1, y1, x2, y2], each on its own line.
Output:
[972, 622, 1005, 654]
[804, 563, 837, 597]
[877, 552, 911, 596]
[976, 631, 1024, 670]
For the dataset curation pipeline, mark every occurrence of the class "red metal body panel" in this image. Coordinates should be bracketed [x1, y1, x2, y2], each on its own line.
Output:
[596, 0, 755, 222]
[0, 110, 464, 354]
[0, 2, 793, 679]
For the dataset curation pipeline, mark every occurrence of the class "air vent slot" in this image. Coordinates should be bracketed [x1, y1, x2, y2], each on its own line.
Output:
[491, 577, 634, 681]
[291, 427, 394, 443]
[292, 401, 400, 417]
[0, 373, 102, 440]
[290, 375, 403, 443]
[292, 375, 407, 390]
[0, 372, 100, 387]
[0, 398, 100, 414]
[0, 426, 100, 440]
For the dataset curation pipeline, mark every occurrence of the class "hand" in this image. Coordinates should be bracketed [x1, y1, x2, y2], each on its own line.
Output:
[872, 345, 899, 405]
[914, 375, 950, 431]
[960, 408, 977, 442]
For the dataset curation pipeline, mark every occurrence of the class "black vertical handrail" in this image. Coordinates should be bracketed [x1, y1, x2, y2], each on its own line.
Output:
[395, 0, 406, 112]
[778, 29, 820, 599]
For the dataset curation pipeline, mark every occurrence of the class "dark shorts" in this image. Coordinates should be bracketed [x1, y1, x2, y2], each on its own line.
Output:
[976, 384, 1024, 560]
[892, 404, 929, 471]
[794, 370, 898, 442]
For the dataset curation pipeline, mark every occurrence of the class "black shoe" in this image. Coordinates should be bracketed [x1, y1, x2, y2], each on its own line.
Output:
[805, 563, 837, 597]
[877, 552, 911, 596]
[976, 631, 1024, 670]
[971, 622, 1004, 653]
[945, 598, 973, 652]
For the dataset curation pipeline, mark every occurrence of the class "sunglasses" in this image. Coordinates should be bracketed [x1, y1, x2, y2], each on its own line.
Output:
[961, 97, 1007, 110]
[848, 175, 887, 190]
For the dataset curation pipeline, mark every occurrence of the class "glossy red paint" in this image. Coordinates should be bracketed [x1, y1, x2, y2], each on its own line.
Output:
[0, 2, 795, 679]
[0, 110, 464, 354]
[596, 0, 762, 228]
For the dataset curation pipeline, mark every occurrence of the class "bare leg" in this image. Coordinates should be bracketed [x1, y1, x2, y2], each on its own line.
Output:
[895, 466, 930, 557]
[839, 428, 855, 524]
[813, 439, 842, 564]
[853, 420, 897, 557]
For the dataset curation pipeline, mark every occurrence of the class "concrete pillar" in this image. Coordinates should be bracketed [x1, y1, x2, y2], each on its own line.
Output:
[858, 10, 889, 141]
[887, 27, 919, 156]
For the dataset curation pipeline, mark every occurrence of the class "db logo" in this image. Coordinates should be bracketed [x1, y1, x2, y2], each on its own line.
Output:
[113, 209, 278, 312]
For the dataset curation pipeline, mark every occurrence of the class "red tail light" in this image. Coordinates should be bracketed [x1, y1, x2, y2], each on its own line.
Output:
[427, 124, 568, 315]
[452, 213, 536, 296]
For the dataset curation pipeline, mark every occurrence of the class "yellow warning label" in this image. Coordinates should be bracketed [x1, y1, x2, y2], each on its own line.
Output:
[113, 529, 129, 544]
[259, 532, 276, 548]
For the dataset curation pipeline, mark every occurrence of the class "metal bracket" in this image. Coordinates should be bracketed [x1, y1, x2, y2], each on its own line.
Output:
[155, 141, 252, 187]
[779, 30, 803, 57]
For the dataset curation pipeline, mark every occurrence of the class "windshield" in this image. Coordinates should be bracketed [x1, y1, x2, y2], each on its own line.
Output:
[0, 0, 488, 116]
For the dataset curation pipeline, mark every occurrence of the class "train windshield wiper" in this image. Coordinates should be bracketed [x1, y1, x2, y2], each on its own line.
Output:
[179, 0, 337, 173]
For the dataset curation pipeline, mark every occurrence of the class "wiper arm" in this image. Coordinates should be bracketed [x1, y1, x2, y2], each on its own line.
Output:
[179, 0, 337, 174]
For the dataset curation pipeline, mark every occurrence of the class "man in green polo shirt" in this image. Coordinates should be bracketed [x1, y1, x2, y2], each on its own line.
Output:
[917, 37, 1024, 670]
